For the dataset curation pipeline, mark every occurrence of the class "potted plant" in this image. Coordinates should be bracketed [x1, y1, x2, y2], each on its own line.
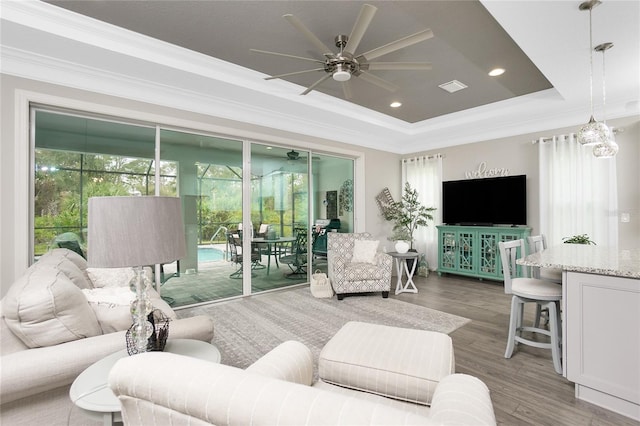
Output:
[381, 182, 437, 254]
[562, 234, 596, 245]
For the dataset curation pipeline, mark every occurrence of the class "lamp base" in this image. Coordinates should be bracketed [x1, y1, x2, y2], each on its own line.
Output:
[126, 309, 170, 355]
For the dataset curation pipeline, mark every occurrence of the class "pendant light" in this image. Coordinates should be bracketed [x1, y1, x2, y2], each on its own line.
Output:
[577, 0, 613, 146]
[592, 42, 619, 158]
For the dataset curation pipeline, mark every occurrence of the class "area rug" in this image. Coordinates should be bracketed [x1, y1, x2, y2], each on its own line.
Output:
[177, 286, 470, 371]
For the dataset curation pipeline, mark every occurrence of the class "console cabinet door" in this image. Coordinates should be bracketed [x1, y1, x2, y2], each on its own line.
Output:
[440, 230, 457, 270]
[437, 226, 531, 280]
[478, 231, 499, 278]
[457, 230, 476, 274]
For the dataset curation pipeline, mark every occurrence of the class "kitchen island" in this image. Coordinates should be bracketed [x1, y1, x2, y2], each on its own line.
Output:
[518, 245, 640, 421]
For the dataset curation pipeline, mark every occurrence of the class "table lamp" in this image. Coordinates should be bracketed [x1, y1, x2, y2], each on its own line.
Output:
[87, 196, 186, 353]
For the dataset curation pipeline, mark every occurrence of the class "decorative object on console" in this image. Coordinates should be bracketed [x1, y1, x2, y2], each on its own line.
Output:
[88, 196, 186, 354]
[380, 182, 436, 250]
[592, 41, 619, 158]
[576, 0, 613, 147]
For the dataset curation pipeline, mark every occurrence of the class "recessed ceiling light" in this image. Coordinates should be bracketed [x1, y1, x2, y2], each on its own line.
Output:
[390, 101, 402, 108]
[489, 68, 505, 76]
[266, 146, 272, 150]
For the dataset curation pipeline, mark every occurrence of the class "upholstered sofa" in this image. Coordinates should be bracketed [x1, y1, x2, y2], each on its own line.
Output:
[327, 232, 392, 299]
[109, 339, 496, 425]
[0, 248, 215, 426]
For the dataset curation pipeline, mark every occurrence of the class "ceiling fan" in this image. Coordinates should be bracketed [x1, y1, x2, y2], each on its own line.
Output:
[287, 150, 301, 160]
[250, 4, 433, 99]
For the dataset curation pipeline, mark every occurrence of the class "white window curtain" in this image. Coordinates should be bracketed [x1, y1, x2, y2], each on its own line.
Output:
[402, 155, 443, 269]
[538, 134, 618, 248]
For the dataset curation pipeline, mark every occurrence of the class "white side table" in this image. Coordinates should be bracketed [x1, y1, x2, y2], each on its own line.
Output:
[69, 339, 221, 426]
[388, 251, 420, 294]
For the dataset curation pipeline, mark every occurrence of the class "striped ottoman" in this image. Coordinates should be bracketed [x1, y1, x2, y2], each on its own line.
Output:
[318, 321, 455, 405]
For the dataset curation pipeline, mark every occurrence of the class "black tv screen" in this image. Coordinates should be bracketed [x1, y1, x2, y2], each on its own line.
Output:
[442, 175, 527, 226]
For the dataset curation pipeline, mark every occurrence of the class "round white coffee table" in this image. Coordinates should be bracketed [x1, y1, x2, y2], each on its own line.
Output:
[70, 339, 221, 425]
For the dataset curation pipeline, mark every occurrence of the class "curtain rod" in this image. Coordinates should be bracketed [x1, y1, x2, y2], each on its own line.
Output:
[402, 154, 444, 162]
[532, 127, 623, 144]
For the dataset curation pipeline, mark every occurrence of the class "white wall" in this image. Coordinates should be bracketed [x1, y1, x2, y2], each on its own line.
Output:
[2, 73, 637, 296]
[411, 115, 640, 250]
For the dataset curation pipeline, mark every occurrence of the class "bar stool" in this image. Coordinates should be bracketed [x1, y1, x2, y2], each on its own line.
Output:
[526, 235, 562, 283]
[499, 239, 562, 374]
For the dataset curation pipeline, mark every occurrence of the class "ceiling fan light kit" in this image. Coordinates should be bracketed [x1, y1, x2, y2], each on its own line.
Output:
[252, 4, 434, 97]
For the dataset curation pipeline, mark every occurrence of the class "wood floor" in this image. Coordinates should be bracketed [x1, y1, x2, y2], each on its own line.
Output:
[391, 272, 637, 426]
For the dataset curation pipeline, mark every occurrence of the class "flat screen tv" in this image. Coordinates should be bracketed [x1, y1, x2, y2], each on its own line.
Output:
[442, 175, 527, 226]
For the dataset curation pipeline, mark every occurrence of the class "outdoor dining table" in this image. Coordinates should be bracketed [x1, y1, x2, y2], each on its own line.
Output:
[252, 236, 296, 275]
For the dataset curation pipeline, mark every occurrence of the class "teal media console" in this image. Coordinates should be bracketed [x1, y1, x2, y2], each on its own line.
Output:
[437, 225, 531, 281]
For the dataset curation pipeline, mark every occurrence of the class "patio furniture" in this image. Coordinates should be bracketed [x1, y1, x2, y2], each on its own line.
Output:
[280, 228, 308, 278]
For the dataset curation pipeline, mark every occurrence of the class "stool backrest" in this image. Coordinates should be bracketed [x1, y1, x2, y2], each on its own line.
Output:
[498, 239, 527, 294]
[527, 235, 548, 254]
[526, 235, 548, 279]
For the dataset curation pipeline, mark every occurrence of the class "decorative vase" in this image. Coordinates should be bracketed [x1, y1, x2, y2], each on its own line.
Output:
[418, 254, 429, 277]
[395, 240, 410, 254]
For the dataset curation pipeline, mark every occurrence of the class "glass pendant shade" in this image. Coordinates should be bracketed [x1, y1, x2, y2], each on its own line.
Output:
[577, 116, 613, 146]
[593, 135, 619, 158]
[577, 1, 610, 147]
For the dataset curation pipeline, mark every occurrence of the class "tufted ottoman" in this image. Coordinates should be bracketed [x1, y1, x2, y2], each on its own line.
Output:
[319, 321, 455, 405]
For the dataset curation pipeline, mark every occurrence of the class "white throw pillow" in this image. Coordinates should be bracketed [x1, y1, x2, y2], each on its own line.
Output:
[351, 240, 379, 264]
[2, 266, 102, 348]
[36, 249, 92, 290]
[87, 267, 152, 288]
[82, 286, 177, 334]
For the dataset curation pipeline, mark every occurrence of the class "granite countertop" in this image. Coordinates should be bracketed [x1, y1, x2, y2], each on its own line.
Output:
[518, 244, 640, 279]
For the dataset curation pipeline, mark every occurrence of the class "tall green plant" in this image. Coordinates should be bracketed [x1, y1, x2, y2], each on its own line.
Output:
[381, 182, 436, 249]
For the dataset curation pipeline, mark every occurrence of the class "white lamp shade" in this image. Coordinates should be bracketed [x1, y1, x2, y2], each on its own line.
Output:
[88, 196, 186, 268]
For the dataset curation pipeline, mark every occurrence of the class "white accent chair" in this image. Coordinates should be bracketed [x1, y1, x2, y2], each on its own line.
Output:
[499, 239, 563, 374]
[327, 232, 392, 300]
[526, 235, 563, 283]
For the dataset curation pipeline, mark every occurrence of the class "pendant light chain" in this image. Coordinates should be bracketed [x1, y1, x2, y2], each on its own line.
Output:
[588, 6, 594, 117]
[601, 44, 607, 123]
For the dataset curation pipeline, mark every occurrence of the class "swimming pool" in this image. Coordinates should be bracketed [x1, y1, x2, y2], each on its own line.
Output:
[198, 246, 225, 262]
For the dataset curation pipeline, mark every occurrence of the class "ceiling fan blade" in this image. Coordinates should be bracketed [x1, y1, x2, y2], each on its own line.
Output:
[358, 71, 398, 92]
[265, 68, 326, 80]
[283, 14, 335, 58]
[250, 49, 325, 64]
[342, 81, 353, 100]
[344, 4, 377, 56]
[366, 62, 433, 71]
[357, 29, 434, 61]
[301, 74, 333, 95]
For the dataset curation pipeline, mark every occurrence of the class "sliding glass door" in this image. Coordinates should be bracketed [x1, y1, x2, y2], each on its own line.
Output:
[250, 144, 309, 292]
[32, 107, 354, 308]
